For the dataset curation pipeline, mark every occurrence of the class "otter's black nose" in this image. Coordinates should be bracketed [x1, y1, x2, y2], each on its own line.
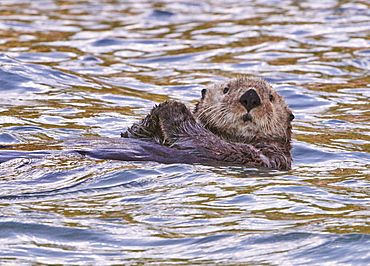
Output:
[239, 89, 261, 112]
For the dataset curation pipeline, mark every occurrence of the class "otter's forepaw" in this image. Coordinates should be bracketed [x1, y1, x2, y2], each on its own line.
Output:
[122, 100, 199, 147]
[259, 147, 291, 170]
[121, 105, 164, 143]
[154, 101, 194, 122]
[151, 100, 198, 145]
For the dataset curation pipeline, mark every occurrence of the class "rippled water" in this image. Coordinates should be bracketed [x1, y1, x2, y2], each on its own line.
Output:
[0, 0, 369, 264]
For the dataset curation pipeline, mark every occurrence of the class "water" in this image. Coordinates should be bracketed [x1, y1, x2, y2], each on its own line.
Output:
[0, 0, 369, 264]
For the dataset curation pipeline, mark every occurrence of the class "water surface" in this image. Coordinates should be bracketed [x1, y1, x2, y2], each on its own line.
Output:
[0, 0, 369, 265]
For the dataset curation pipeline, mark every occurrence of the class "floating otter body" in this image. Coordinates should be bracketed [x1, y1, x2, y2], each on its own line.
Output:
[0, 76, 293, 169]
[122, 76, 294, 170]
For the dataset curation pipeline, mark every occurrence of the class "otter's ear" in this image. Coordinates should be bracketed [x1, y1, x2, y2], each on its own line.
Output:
[201, 89, 207, 99]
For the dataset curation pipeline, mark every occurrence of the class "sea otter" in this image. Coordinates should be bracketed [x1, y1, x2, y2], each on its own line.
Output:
[122, 76, 294, 170]
[0, 77, 294, 169]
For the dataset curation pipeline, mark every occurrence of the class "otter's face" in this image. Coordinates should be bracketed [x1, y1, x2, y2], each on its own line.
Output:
[193, 76, 294, 143]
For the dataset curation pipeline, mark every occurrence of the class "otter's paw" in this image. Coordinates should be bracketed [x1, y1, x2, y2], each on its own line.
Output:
[259, 147, 291, 170]
[151, 100, 197, 145]
[122, 100, 199, 146]
[121, 105, 164, 143]
[154, 100, 194, 123]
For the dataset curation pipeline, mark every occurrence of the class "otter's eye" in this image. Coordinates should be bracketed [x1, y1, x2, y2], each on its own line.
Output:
[223, 86, 229, 94]
[269, 94, 274, 102]
[289, 113, 295, 121]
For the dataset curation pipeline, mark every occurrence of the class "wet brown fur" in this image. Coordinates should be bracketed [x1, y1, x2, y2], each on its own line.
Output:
[122, 76, 294, 170]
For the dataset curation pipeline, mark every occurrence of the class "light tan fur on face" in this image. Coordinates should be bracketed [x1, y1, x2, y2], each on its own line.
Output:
[193, 76, 293, 143]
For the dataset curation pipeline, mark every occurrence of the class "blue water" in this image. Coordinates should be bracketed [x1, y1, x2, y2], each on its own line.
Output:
[0, 0, 369, 265]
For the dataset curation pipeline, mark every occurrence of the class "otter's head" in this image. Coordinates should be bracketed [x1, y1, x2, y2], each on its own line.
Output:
[193, 76, 294, 145]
